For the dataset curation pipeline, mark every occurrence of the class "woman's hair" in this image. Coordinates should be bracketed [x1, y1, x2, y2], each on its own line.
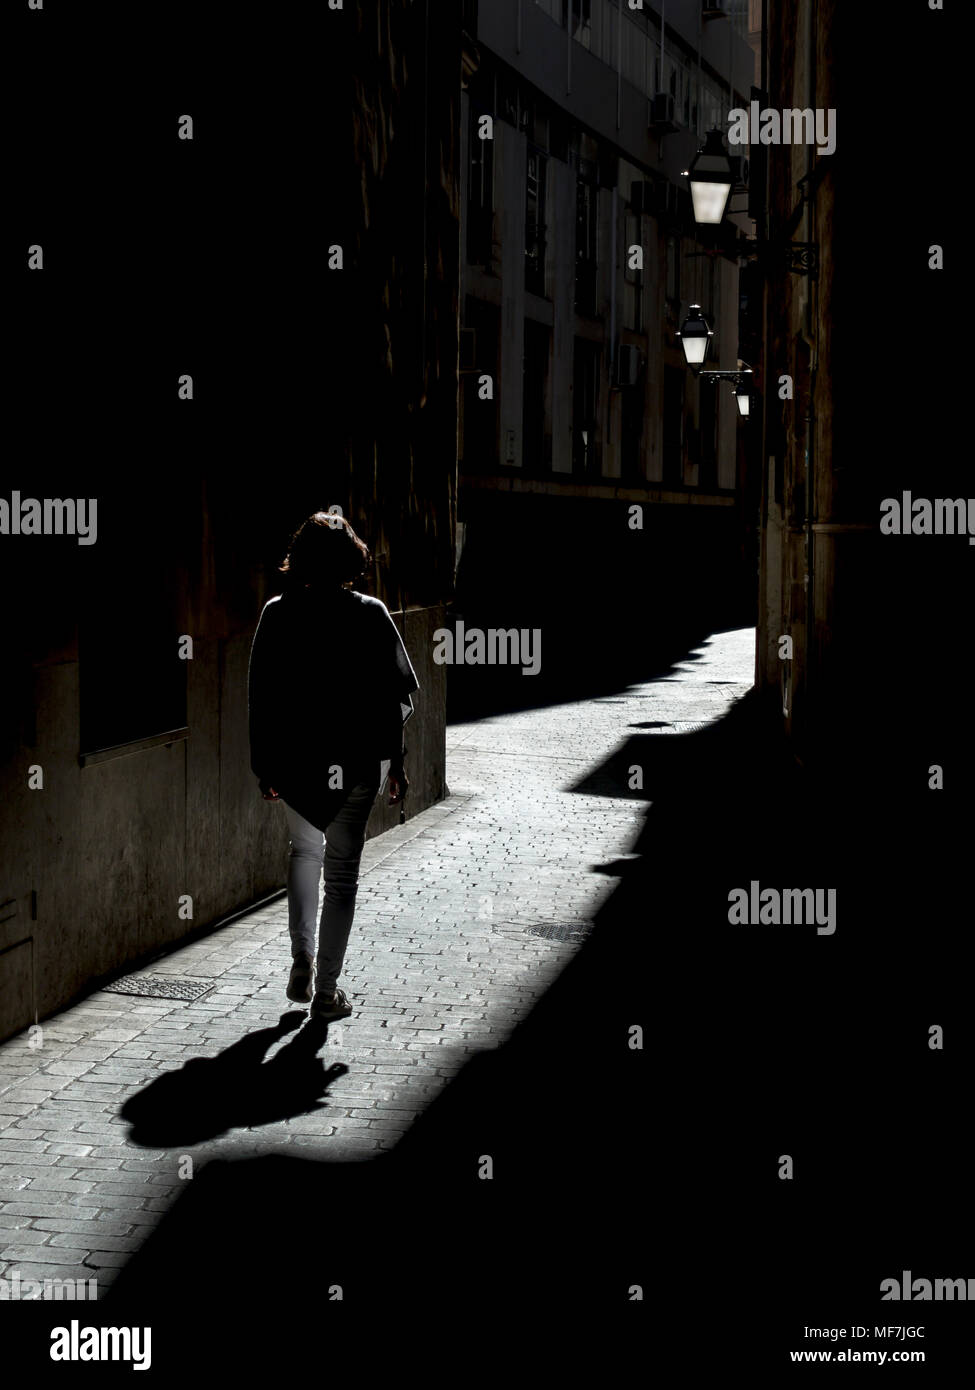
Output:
[279, 512, 370, 587]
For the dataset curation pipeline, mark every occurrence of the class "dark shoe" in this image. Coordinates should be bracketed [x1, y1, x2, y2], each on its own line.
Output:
[286, 954, 315, 1004]
[310, 987, 353, 1021]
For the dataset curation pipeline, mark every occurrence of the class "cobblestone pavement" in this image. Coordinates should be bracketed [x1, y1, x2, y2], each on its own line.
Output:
[0, 627, 754, 1295]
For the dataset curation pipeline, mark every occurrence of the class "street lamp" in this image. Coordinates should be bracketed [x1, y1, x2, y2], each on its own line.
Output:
[697, 364, 754, 420]
[682, 129, 734, 226]
[677, 304, 713, 368]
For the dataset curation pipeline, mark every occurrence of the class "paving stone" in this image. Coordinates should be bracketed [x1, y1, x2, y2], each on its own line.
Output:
[1, 1202, 100, 1220]
[1, 1226, 57, 1246]
[0, 1139, 50, 1155]
[32, 1219, 136, 1238]
[0, 1262, 97, 1283]
[19, 1177, 97, 1194]
[49, 1232, 141, 1252]
[0, 1212, 38, 1229]
[1, 1244, 90, 1265]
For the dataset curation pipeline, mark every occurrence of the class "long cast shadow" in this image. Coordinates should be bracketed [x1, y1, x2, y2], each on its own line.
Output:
[105, 690, 973, 1345]
[119, 1012, 344, 1146]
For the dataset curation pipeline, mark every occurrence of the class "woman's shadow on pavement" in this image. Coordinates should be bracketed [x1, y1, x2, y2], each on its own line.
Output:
[119, 1012, 345, 1147]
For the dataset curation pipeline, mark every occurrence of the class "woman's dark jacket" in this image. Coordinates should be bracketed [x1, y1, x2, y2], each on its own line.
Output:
[247, 584, 419, 831]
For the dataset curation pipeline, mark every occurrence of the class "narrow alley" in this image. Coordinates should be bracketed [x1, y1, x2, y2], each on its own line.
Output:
[0, 629, 754, 1294]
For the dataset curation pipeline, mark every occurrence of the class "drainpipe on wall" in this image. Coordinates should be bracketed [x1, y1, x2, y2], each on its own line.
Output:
[610, 181, 618, 396]
[421, 0, 430, 396]
[412, 0, 432, 621]
[617, 0, 623, 130]
[697, 4, 704, 139]
[755, 0, 771, 691]
[567, 0, 572, 94]
[802, 0, 818, 758]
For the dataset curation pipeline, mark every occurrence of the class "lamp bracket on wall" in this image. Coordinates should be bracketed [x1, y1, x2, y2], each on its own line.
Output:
[729, 233, 819, 278]
[696, 365, 755, 419]
[696, 369, 753, 387]
[775, 242, 819, 277]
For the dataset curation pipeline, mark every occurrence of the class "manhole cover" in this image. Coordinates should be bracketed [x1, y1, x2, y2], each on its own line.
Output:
[103, 974, 214, 1001]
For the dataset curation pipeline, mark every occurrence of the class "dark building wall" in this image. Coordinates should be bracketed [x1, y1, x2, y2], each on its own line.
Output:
[2, 2, 461, 1043]
[755, 0, 844, 750]
[755, 1, 965, 780]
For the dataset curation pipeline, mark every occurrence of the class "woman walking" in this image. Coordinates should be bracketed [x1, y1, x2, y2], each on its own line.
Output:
[247, 512, 419, 1021]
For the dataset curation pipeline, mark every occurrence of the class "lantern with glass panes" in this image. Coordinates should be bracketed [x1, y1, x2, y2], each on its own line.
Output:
[682, 130, 819, 276]
[676, 304, 713, 368]
[681, 130, 734, 226]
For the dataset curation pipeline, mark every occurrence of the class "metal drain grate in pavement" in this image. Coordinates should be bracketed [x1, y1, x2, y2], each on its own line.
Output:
[102, 974, 215, 1001]
[526, 922, 593, 943]
[491, 920, 593, 944]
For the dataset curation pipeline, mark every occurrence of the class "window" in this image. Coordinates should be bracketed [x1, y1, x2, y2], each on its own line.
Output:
[530, 106, 549, 150]
[699, 377, 718, 490]
[575, 177, 598, 316]
[534, 0, 562, 23]
[525, 148, 547, 296]
[570, 0, 593, 46]
[663, 365, 685, 486]
[622, 19, 649, 94]
[622, 376, 645, 481]
[522, 321, 552, 474]
[461, 297, 500, 473]
[702, 76, 724, 133]
[572, 338, 600, 477]
[549, 111, 570, 163]
[499, 73, 519, 127]
[79, 494, 187, 755]
[467, 94, 495, 266]
[666, 235, 681, 307]
[624, 210, 643, 333]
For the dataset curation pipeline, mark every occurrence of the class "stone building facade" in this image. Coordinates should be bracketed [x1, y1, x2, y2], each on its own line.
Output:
[455, 0, 759, 688]
[754, 0, 963, 781]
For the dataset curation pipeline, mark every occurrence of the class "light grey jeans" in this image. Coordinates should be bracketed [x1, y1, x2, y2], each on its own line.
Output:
[282, 771, 384, 994]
